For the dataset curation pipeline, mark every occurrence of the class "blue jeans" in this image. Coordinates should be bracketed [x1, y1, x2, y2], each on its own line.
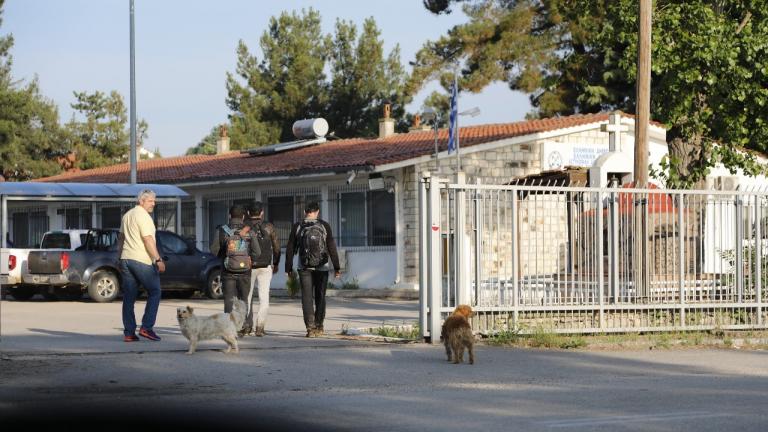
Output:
[120, 259, 162, 336]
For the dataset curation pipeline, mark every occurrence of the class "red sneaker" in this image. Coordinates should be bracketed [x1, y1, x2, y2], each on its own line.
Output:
[124, 334, 139, 342]
[138, 328, 161, 341]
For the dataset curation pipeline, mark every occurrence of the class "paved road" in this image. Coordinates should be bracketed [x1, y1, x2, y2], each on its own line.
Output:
[1, 297, 768, 431]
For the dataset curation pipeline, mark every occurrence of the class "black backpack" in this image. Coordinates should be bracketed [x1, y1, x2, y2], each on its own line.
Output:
[250, 220, 273, 268]
[297, 220, 328, 268]
[220, 225, 252, 273]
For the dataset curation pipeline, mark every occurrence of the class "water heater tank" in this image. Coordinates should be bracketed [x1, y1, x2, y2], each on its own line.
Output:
[292, 118, 329, 139]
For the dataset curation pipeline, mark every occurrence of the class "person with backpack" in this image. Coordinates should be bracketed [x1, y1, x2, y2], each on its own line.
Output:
[211, 205, 260, 337]
[285, 201, 340, 337]
[244, 201, 281, 337]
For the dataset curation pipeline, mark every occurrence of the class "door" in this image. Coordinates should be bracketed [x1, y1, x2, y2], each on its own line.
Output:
[156, 231, 198, 288]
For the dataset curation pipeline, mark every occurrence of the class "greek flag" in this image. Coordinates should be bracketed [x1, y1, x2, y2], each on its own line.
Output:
[447, 78, 458, 154]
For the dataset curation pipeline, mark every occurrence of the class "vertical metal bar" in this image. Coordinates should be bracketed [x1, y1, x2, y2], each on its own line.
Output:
[510, 190, 519, 329]
[596, 190, 605, 328]
[757, 198, 763, 326]
[418, 173, 430, 341]
[474, 180, 482, 306]
[678, 193, 686, 326]
[736, 196, 744, 303]
[428, 175, 443, 344]
[1, 195, 6, 248]
[610, 185, 619, 304]
[455, 173, 469, 305]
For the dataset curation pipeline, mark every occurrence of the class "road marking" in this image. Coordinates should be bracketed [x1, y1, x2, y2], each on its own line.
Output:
[540, 411, 731, 428]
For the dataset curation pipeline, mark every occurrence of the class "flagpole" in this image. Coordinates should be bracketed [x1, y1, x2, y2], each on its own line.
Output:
[454, 72, 461, 173]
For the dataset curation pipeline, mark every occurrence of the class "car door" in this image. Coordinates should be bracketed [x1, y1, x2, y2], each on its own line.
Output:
[156, 231, 197, 288]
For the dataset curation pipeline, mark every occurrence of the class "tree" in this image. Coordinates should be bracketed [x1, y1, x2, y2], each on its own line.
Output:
[63, 90, 147, 170]
[0, 0, 67, 181]
[326, 17, 409, 138]
[414, 0, 768, 188]
[225, 9, 329, 149]
[215, 9, 410, 153]
[186, 126, 219, 155]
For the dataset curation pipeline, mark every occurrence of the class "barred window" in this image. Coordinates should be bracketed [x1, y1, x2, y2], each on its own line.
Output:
[336, 190, 395, 247]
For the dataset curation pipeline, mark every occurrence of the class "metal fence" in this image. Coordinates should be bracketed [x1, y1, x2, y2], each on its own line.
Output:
[419, 173, 768, 341]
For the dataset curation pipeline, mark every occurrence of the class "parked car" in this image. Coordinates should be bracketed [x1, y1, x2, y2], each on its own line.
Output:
[23, 229, 223, 302]
[2, 229, 90, 300]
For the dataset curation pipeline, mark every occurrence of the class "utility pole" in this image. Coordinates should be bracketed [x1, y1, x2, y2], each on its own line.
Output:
[634, 0, 651, 186]
[634, 0, 652, 300]
[129, 0, 137, 184]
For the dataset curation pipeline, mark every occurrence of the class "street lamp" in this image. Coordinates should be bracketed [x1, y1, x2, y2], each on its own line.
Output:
[455, 107, 481, 172]
[421, 107, 441, 173]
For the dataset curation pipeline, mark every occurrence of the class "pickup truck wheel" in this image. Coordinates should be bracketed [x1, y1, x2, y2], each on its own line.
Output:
[9, 285, 37, 301]
[205, 269, 223, 300]
[88, 270, 120, 303]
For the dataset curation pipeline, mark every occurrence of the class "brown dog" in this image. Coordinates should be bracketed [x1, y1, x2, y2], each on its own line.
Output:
[440, 304, 475, 365]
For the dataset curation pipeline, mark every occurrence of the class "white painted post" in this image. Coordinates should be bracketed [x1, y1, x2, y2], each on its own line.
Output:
[454, 172, 469, 306]
[418, 171, 430, 341]
[428, 174, 443, 344]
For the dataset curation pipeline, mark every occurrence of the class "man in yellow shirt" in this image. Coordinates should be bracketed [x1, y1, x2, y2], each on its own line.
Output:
[117, 189, 166, 342]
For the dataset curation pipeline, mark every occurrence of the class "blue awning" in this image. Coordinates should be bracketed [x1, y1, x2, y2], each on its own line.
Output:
[0, 182, 188, 198]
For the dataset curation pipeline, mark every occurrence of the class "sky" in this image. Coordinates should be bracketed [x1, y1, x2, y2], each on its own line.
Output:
[3, 0, 531, 157]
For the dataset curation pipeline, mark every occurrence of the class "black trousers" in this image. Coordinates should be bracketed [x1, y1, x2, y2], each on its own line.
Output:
[298, 269, 329, 329]
[222, 271, 253, 331]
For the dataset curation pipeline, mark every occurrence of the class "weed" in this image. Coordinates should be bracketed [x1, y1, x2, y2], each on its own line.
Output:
[285, 271, 300, 298]
[340, 277, 360, 290]
[487, 328, 522, 346]
[371, 322, 420, 339]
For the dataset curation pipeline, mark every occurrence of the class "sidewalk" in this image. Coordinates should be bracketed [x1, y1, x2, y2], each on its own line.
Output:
[0, 296, 419, 355]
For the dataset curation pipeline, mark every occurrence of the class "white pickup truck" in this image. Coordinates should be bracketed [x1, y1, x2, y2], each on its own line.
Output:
[2, 230, 89, 300]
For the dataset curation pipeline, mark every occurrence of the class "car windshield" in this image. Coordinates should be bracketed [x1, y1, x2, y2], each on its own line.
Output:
[40, 233, 71, 249]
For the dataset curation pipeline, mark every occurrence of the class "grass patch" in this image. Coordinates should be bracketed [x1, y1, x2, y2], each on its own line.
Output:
[370, 322, 420, 339]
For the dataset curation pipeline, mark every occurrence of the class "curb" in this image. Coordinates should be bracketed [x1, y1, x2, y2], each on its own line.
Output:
[270, 288, 419, 300]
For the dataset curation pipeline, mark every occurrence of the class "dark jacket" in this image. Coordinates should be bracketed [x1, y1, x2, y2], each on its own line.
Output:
[285, 218, 340, 273]
[210, 217, 260, 273]
[245, 217, 281, 268]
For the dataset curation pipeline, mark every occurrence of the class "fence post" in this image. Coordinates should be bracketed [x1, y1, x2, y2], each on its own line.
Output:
[455, 172, 470, 306]
[428, 174, 444, 344]
[511, 189, 519, 330]
[609, 183, 619, 303]
[418, 172, 430, 342]
[736, 196, 744, 303]
[678, 193, 686, 327]
[474, 179, 482, 306]
[756, 198, 762, 326]
[597, 190, 605, 329]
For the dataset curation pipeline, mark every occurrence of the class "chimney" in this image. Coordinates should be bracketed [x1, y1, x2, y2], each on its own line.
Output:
[378, 103, 395, 139]
[409, 113, 432, 132]
[216, 124, 230, 154]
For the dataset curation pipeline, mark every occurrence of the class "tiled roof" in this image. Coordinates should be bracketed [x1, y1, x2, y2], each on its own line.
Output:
[37, 112, 625, 184]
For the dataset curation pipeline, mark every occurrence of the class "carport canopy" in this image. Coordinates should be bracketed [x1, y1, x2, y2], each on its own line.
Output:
[0, 182, 188, 247]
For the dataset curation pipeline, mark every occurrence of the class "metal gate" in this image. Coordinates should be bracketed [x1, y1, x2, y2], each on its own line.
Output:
[419, 172, 768, 342]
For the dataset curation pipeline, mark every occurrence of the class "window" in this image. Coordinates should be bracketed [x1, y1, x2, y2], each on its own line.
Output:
[336, 190, 395, 247]
[41, 233, 71, 249]
[266, 193, 321, 248]
[157, 231, 189, 255]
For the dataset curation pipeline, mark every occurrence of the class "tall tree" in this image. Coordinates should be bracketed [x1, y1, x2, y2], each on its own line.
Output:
[213, 9, 410, 153]
[414, 0, 768, 187]
[0, 0, 66, 181]
[225, 9, 329, 149]
[326, 17, 409, 138]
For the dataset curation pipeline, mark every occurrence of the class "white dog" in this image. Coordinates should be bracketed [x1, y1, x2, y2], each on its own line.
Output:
[176, 300, 247, 354]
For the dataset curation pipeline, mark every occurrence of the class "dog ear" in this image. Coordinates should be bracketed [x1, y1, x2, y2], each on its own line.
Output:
[186, 306, 194, 313]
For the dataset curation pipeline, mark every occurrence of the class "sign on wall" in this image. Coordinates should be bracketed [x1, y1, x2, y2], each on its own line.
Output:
[541, 141, 610, 170]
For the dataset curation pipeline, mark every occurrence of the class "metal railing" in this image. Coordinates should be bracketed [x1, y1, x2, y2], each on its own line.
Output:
[419, 173, 768, 341]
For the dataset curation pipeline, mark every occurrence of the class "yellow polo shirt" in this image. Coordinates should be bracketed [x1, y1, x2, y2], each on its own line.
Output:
[120, 205, 156, 265]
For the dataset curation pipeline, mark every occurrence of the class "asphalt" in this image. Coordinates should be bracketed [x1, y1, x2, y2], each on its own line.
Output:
[2, 296, 768, 432]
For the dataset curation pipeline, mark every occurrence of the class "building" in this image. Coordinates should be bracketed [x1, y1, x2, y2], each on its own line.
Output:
[26, 111, 670, 291]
